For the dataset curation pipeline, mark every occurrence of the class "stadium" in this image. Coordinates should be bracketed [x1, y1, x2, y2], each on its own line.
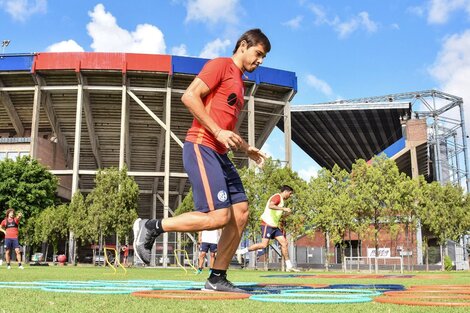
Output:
[0, 52, 469, 271]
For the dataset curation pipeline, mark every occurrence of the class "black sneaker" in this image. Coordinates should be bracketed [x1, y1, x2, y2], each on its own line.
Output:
[203, 276, 246, 293]
[133, 218, 160, 265]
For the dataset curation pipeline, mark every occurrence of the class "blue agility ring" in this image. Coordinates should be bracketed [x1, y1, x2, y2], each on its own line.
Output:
[239, 284, 316, 294]
[250, 293, 373, 304]
[328, 284, 405, 292]
[40, 287, 150, 294]
[281, 288, 382, 297]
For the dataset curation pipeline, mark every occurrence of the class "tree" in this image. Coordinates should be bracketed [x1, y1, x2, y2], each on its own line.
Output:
[0, 156, 58, 224]
[418, 181, 469, 270]
[86, 167, 139, 257]
[25, 204, 70, 260]
[306, 165, 352, 270]
[349, 156, 404, 257]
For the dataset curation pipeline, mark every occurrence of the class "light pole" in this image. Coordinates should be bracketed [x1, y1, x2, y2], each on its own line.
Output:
[2, 40, 11, 54]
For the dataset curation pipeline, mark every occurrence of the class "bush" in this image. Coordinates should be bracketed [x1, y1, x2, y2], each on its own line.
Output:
[444, 255, 453, 271]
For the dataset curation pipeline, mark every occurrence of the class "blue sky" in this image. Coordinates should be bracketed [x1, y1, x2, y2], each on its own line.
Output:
[1, 0, 470, 180]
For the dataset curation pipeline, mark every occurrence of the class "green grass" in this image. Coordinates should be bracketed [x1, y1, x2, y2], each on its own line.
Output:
[0, 265, 469, 313]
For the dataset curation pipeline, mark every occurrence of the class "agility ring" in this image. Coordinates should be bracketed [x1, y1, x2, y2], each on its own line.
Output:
[132, 290, 250, 300]
[328, 284, 405, 292]
[375, 295, 470, 307]
[239, 283, 328, 294]
[250, 293, 373, 304]
[408, 285, 470, 290]
[282, 288, 382, 296]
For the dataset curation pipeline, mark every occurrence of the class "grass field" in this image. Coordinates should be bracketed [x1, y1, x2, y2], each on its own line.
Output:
[0, 265, 469, 313]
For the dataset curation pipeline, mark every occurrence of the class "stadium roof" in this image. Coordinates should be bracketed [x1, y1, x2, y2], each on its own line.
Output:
[0, 52, 297, 217]
[278, 101, 412, 171]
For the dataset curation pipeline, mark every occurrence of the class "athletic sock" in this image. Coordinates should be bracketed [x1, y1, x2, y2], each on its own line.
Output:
[208, 269, 226, 282]
[145, 219, 164, 234]
[18, 263, 21, 267]
[7, 263, 10, 267]
[285, 260, 293, 269]
[238, 247, 249, 254]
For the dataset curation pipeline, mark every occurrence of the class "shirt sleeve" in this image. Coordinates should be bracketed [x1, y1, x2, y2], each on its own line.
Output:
[270, 194, 281, 206]
[0, 220, 4, 227]
[197, 58, 227, 92]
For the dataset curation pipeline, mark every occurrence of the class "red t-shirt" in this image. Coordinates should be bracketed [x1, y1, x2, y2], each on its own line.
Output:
[270, 194, 281, 206]
[185, 57, 245, 154]
[1, 217, 20, 239]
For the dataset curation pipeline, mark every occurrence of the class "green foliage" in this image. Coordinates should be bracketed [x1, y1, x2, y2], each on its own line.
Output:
[0, 156, 58, 224]
[444, 255, 453, 271]
[68, 191, 95, 245]
[418, 181, 469, 246]
[175, 188, 194, 216]
[24, 204, 70, 253]
[86, 167, 139, 239]
[307, 165, 352, 245]
[349, 155, 411, 249]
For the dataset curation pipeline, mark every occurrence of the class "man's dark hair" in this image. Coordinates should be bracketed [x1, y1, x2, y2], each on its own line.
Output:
[233, 28, 271, 54]
[280, 185, 294, 193]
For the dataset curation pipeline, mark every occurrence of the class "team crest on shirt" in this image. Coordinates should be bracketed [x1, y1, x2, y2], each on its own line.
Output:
[217, 190, 228, 202]
[227, 93, 239, 107]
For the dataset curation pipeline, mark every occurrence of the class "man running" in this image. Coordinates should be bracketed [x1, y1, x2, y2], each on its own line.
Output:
[237, 185, 300, 272]
[133, 28, 270, 292]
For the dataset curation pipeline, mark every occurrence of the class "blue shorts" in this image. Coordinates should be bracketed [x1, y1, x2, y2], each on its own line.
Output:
[199, 242, 217, 253]
[4, 238, 21, 250]
[183, 142, 247, 212]
[261, 224, 284, 240]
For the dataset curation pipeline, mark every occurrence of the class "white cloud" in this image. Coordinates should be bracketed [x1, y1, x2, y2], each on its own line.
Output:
[298, 165, 319, 181]
[171, 44, 189, 56]
[334, 11, 378, 39]
[185, 0, 240, 25]
[86, 4, 166, 53]
[301, 3, 378, 39]
[282, 15, 303, 29]
[0, 0, 46, 21]
[306, 74, 333, 97]
[406, 5, 425, 17]
[307, 3, 330, 25]
[429, 29, 470, 137]
[46, 40, 84, 52]
[427, 0, 470, 24]
[199, 38, 231, 58]
[391, 23, 400, 30]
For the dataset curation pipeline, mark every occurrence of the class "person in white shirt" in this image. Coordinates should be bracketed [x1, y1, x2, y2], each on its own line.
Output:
[197, 229, 220, 274]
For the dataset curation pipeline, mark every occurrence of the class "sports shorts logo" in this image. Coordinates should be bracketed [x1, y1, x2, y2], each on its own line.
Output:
[217, 190, 228, 202]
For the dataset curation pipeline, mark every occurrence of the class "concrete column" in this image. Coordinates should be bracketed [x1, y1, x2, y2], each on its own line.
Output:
[30, 85, 41, 158]
[162, 85, 172, 268]
[69, 82, 83, 264]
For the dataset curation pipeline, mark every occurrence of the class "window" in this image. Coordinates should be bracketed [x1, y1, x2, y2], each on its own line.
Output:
[7, 152, 19, 160]
[0, 152, 5, 161]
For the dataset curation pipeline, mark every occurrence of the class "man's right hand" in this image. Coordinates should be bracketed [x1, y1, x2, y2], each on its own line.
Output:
[216, 129, 243, 150]
[283, 207, 292, 213]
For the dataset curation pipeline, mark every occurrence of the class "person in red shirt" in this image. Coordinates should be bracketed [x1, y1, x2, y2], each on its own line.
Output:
[133, 28, 270, 292]
[121, 244, 129, 267]
[0, 208, 24, 269]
